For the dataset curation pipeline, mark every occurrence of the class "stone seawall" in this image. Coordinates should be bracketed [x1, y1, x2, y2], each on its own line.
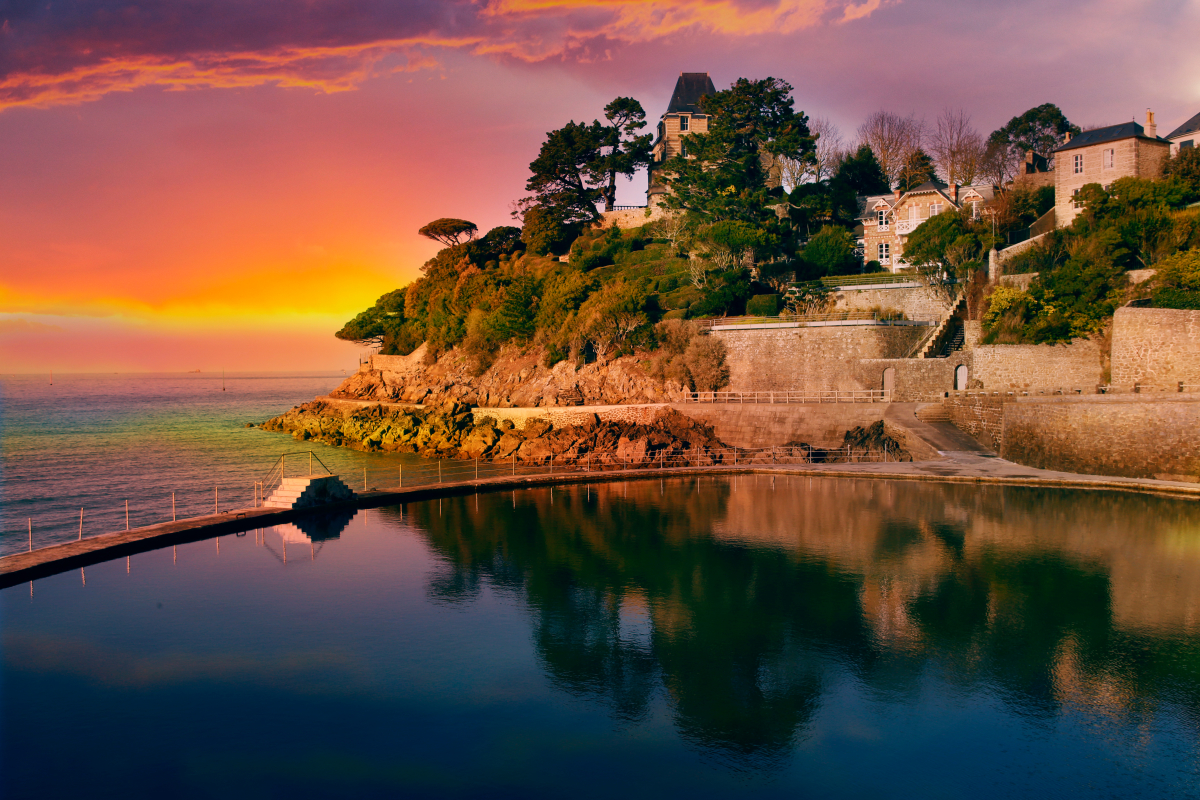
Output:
[714, 326, 927, 393]
[1001, 395, 1200, 482]
[1110, 307, 1200, 389]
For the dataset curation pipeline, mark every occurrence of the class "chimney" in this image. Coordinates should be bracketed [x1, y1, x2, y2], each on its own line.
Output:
[1145, 109, 1157, 138]
[1064, 131, 1073, 143]
[948, 183, 958, 204]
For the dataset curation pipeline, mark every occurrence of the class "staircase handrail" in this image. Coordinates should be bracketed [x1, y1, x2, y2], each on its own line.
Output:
[258, 451, 335, 500]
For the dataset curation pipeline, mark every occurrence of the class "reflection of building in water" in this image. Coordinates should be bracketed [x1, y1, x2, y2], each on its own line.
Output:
[402, 479, 1200, 763]
[261, 510, 355, 561]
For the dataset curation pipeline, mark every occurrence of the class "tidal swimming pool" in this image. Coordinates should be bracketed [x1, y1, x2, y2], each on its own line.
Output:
[3, 476, 1199, 798]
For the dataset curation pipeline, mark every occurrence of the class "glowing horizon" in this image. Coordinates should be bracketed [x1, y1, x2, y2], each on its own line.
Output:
[2, 0, 1198, 372]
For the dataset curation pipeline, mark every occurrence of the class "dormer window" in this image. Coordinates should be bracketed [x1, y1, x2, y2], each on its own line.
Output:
[679, 115, 690, 132]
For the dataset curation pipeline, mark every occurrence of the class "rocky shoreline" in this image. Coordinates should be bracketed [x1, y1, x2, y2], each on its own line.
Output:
[260, 399, 911, 465]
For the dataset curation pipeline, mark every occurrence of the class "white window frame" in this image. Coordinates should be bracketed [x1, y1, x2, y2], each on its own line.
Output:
[1103, 149, 1114, 169]
[1073, 153, 1084, 174]
[877, 210, 886, 226]
[971, 201, 980, 218]
[930, 202, 943, 216]
[1072, 188, 1082, 210]
[679, 115, 689, 132]
[878, 242, 890, 261]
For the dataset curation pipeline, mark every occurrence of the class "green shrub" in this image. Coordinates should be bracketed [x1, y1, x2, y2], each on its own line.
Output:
[683, 336, 730, 391]
[746, 294, 780, 316]
[661, 309, 688, 321]
[1152, 249, 1200, 309]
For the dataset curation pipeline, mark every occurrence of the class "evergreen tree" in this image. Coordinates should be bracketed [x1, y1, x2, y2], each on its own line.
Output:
[661, 77, 816, 225]
[897, 148, 938, 192]
[593, 97, 654, 212]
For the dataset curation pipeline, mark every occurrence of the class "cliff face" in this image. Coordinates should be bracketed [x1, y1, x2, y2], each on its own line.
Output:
[332, 344, 688, 408]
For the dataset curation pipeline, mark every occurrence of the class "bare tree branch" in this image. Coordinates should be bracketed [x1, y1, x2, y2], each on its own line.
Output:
[856, 111, 924, 188]
[929, 108, 985, 185]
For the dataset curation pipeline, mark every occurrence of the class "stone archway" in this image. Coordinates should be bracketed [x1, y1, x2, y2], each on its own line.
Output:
[954, 364, 969, 391]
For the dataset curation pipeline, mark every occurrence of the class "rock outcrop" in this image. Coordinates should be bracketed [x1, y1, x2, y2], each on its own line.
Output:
[332, 344, 687, 408]
[260, 400, 910, 465]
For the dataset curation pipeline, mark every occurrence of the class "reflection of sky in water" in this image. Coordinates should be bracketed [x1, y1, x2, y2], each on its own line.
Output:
[4, 478, 1200, 798]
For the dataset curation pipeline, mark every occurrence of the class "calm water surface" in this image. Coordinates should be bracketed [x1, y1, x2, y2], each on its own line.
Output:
[3, 477, 1199, 798]
[0, 372, 427, 555]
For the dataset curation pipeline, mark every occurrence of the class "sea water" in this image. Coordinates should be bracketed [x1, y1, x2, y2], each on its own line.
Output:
[3, 478, 1200, 797]
[0, 372, 420, 556]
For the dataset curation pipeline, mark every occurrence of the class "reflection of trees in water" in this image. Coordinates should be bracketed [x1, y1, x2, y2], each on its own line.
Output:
[397, 479, 1200, 765]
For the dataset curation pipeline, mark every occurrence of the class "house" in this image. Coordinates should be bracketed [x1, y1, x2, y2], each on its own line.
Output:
[1051, 110, 1170, 227]
[858, 182, 996, 271]
[648, 73, 716, 204]
[1165, 110, 1200, 156]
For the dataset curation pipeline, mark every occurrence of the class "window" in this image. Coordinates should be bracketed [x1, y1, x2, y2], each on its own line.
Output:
[930, 202, 943, 216]
[1074, 153, 1084, 174]
[877, 210, 886, 226]
[909, 205, 918, 221]
[1072, 188, 1082, 210]
[1103, 148, 1114, 169]
[878, 242, 890, 260]
[1182, 140, 1195, 150]
[679, 115, 689, 132]
[971, 201, 980, 218]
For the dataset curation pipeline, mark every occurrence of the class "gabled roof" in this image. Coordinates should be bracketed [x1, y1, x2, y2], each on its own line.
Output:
[1053, 121, 1168, 152]
[1166, 111, 1200, 141]
[856, 194, 894, 219]
[666, 73, 717, 114]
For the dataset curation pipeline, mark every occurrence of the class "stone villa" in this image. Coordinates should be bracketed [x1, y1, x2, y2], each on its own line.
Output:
[858, 182, 996, 270]
[1051, 110, 1171, 226]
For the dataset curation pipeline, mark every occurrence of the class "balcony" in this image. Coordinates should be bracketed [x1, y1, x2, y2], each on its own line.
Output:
[893, 219, 921, 235]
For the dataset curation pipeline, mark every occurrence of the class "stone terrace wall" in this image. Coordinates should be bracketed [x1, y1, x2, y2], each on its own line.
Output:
[1000, 395, 1200, 482]
[472, 404, 667, 431]
[714, 326, 928, 392]
[970, 339, 1102, 391]
[943, 393, 1005, 451]
[1110, 307, 1200, 389]
[830, 285, 951, 321]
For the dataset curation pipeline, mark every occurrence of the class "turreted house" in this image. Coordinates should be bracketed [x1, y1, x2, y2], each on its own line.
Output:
[648, 72, 717, 204]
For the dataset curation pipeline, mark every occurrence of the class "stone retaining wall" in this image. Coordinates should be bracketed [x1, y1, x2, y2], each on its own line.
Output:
[1110, 307, 1200, 389]
[970, 339, 1102, 391]
[943, 394, 1006, 451]
[715, 326, 927, 393]
[1000, 395, 1200, 482]
[829, 285, 951, 321]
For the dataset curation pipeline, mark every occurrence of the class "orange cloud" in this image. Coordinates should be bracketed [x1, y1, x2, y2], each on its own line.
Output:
[1, 0, 886, 111]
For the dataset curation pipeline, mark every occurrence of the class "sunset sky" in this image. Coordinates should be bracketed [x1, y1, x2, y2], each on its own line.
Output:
[3, 0, 1199, 373]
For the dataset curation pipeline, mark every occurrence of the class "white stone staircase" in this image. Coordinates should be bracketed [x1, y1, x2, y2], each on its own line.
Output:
[263, 474, 356, 510]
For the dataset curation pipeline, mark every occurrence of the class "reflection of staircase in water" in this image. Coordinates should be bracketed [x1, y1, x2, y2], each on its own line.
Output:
[261, 508, 355, 564]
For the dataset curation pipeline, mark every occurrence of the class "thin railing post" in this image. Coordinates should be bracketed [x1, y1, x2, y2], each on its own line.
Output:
[438, 460, 442, 484]
[125, 500, 130, 530]
[214, 487, 218, 514]
[476, 459, 479, 480]
[29, 519, 32, 552]
[399, 465, 403, 487]
[172, 492, 176, 521]
[309, 452, 312, 475]
[79, 508, 84, 539]
[513, 453, 516, 476]
[364, 467, 367, 491]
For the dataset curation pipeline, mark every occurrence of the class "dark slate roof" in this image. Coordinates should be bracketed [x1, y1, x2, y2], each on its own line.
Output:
[666, 73, 717, 114]
[904, 181, 947, 194]
[1053, 121, 1168, 152]
[1166, 111, 1200, 140]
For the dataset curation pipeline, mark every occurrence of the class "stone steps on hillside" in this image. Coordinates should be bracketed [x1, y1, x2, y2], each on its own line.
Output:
[915, 404, 951, 422]
[264, 474, 356, 510]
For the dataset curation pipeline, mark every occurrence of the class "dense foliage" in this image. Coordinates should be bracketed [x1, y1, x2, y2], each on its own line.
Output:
[983, 158, 1200, 344]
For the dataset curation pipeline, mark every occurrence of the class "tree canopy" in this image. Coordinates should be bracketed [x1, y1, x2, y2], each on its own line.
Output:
[661, 77, 816, 225]
[896, 148, 938, 192]
[596, 97, 654, 212]
[987, 103, 1080, 161]
[419, 218, 479, 247]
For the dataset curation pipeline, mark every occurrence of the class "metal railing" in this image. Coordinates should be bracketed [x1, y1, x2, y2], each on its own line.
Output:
[680, 389, 891, 404]
[355, 444, 903, 492]
[256, 451, 335, 506]
[695, 311, 926, 330]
